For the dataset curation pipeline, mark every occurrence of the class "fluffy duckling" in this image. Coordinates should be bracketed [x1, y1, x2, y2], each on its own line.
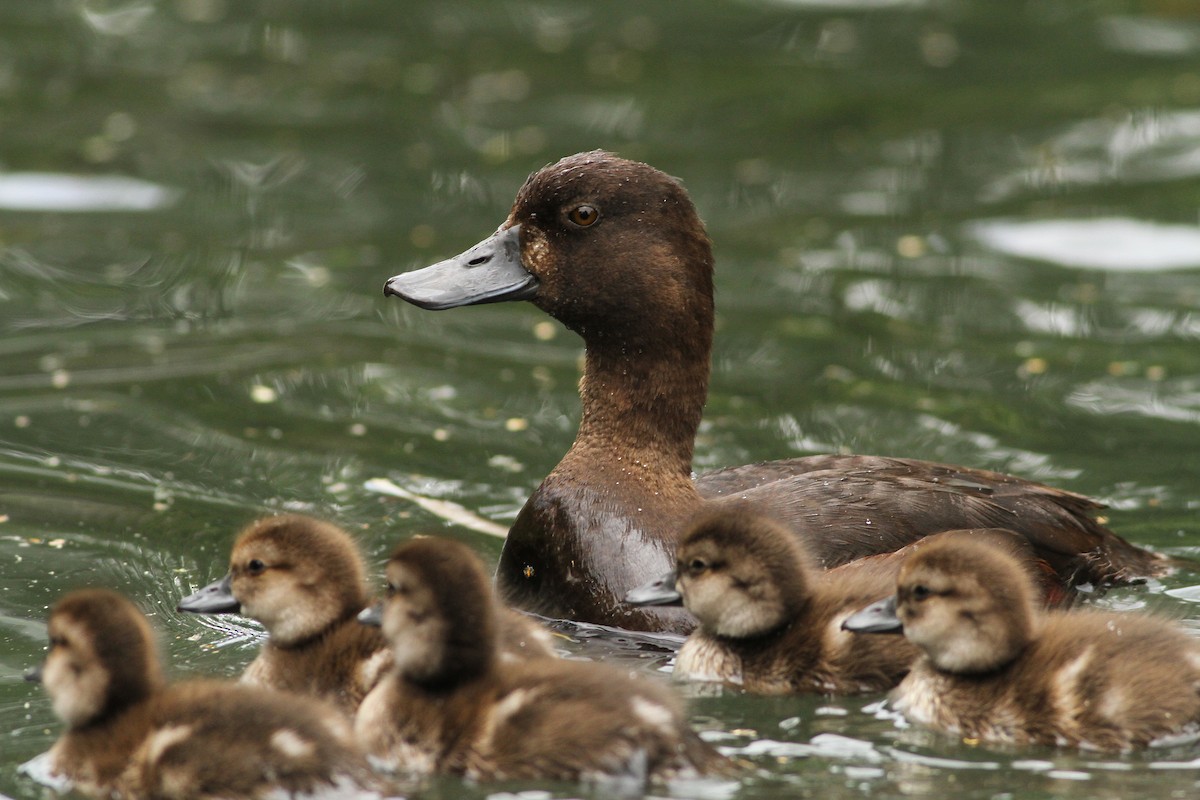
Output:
[355, 537, 727, 783]
[178, 515, 555, 714]
[27, 588, 377, 799]
[626, 507, 922, 693]
[843, 537, 1200, 751]
[626, 508, 1071, 694]
[177, 514, 391, 715]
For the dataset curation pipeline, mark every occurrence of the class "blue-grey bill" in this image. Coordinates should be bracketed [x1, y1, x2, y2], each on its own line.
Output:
[841, 595, 902, 633]
[177, 573, 239, 615]
[383, 225, 538, 310]
[624, 571, 683, 607]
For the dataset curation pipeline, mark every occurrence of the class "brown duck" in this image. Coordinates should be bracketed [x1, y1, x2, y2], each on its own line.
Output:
[384, 150, 1169, 633]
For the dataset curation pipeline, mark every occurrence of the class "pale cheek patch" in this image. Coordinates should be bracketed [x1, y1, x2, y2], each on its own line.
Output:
[270, 728, 315, 760]
[244, 581, 330, 646]
[45, 655, 108, 728]
[387, 611, 446, 681]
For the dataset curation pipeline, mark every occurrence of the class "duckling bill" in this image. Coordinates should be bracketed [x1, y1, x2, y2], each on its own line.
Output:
[383, 150, 1171, 634]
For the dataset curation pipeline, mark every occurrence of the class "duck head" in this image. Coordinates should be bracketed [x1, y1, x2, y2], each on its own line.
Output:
[626, 507, 815, 639]
[29, 589, 163, 728]
[177, 515, 370, 647]
[385, 151, 715, 348]
[845, 537, 1037, 674]
[360, 537, 496, 687]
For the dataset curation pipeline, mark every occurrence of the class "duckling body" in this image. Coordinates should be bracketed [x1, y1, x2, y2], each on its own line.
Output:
[628, 507, 927, 693]
[30, 588, 374, 799]
[354, 537, 726, 783]
[177, 515, 390, 714]
[178, 515, 554, 714]
[384, 151, 1169, 633]
[844, 537, 1200, 751]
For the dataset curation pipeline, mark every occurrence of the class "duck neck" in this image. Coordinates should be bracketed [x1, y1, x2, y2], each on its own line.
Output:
[570, 319, 712, 480]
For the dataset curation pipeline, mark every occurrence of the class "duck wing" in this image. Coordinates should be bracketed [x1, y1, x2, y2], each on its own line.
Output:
[696, 455, 1168, 585]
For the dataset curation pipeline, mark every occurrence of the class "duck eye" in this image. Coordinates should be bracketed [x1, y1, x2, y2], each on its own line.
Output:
[567, 205, 599, 227]
[911, 584, 932, 600]
[688, 557, 709, 574]
[246, 559, 266, 576]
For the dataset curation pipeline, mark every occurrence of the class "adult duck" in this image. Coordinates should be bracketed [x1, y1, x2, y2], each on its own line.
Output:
[384, 151, 1168, 633]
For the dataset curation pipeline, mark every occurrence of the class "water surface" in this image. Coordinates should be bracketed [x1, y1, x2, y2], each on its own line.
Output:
[3, 1, 1200, 797]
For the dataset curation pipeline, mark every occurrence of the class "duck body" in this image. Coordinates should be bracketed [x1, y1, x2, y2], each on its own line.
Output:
[385, 150, 1169, 634]
[354, 536, 727, 783]
[30, 589, 374, 799]
[844, 537, 1200, 751]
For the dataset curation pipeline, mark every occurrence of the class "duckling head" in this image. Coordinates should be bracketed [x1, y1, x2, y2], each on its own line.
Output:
[226, 515, 370, 646]
[672, 507, 816, 639]
[894, 537, 1037, 674]
[366, 537, 496, 687]
[30, 588, 163, 728]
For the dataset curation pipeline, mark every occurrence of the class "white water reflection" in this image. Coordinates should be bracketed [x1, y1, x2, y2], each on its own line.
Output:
[970, 218, 1200, 271]
[1099, 16, 1200, 57]
[0, 173, 179, 212]
[981, 109, 1200, 202]
[1067, 380, 1200, 424]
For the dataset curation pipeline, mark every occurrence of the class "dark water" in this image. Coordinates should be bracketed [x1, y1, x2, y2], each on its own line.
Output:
[4, 1, 1200, 797]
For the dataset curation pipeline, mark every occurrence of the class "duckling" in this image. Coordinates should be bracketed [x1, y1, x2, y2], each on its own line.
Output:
[843, 536, 1200, 751]
[178, 515, 555, 714]
[626, 506, 917, 693]
[354, 536, 728, 783]
[26, 588, 377, 799]
[383, 150, 1171, 633]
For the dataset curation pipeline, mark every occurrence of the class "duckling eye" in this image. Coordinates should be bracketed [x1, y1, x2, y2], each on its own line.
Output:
[687, 557, 709, 574]
[246, 559, 266, 576]
[911, 584, 932, 601]
[567, 205, 599, 227]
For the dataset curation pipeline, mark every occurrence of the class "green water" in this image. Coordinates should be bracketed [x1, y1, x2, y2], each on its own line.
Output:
[4, 0, 1200, 797]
